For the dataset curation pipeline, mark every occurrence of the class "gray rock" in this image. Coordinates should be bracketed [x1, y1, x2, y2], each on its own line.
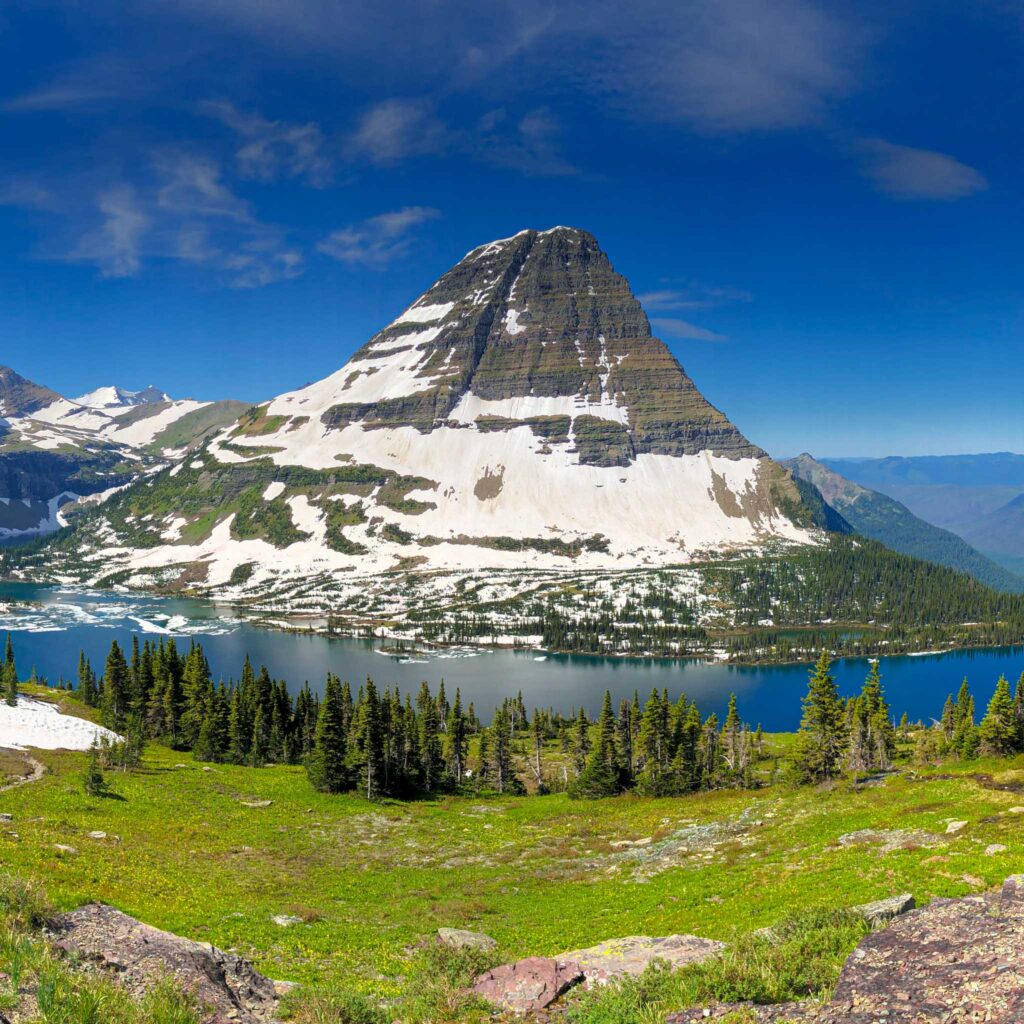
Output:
[945, 820, 968, 834]
[49, 903, 278, 1023]
[852, 893, 915, 927]
[271, 914, 303, 927]
[561, 934, 725, 987]
[54, 844, 77, 856]
[985, 843, 1008, 856]
[437, 927, 497, 951]
[0, 813, 12, 822]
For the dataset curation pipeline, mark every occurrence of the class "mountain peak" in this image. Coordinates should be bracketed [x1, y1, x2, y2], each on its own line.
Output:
[0, 365, 61, 417]
[274, 224, 762, 465]
[74, 385, 171, 410]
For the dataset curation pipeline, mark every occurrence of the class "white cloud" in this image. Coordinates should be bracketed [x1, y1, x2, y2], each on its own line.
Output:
[639, 285, 752, 312]
[858, 139, 988, 200]
[66, 185, 149, 278]
[155, 152, 253, 222]
[348, 99, 449, 165]
[201, 100, 331, 186]
[650, 317, 727, 342]
[317, 207, 440, 268]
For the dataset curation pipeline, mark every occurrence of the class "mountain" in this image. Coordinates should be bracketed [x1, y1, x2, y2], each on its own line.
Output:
[0, 366, 245, 541]
[958, 492, 1024, 577]
[22, 226, 820, 596]
[824, 453, 1024, 575]
[73, 385, 171, 410]
[785, 454, 1024, 592]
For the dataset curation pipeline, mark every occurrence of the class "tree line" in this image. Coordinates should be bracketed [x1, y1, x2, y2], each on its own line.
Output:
[7, 633, 1024, 800]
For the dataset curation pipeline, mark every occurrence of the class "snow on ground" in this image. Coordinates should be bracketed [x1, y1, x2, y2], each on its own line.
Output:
[103, 400, 208, 447]
[0, 696, 121, 751]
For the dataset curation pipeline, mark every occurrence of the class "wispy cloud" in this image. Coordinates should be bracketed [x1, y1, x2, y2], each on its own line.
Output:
[201, 100, 331, 186]
[347, 99, 450, 165]
[0, 181, 60, 212]
[857, 139, 989, 200]
[146, 0, 864, 136]
[477, 107, 577, 176]
[65, 185, 149, 279]
[650, 317, 728, 342]
[3, 55, 146, 112]
[155, 152, 253, 222]
[639, 284, 753, 312]
[317, 207, 440, 268]
[4, 152, 304, 287]
[571, 0, 863, 134]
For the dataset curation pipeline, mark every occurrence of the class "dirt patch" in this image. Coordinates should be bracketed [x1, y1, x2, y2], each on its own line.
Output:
[474, 465, 505, 501]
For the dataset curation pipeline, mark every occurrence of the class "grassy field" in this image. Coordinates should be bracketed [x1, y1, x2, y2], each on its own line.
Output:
[2, 690, 1024, 1016]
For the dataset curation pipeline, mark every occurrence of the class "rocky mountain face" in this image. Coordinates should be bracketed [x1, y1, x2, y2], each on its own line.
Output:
[23, 226, 819, 598]
[0, 365, 244, 541]
[786, 454, 1024, 592]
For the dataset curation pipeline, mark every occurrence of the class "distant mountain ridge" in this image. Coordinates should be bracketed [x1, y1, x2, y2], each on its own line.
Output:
[0, 365, 244, 541]
[786, 454, 1024, 593]
[824, 452, 1024, 578]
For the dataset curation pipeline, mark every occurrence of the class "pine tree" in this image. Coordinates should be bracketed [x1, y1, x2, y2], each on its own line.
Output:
[952, 678, 979, 758]
[348, 678, 385, 799]
[3, 636, 16, 707]
[417, 682, 443, 792]
[83, 739, 107, 797]
[571, 706, 590, 776]
[569, 691, 621, 799]
[444, 689, 468, 786]
[307, 675, 348, 792]
[979, 676, 1018, 756]
[491, 704, 514, 794]
[249, 704, 270, 767]
[101, 640, 130, 732]
[793, 650, 848, 783]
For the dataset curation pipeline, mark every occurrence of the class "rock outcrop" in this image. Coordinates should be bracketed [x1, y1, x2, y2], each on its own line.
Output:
[49, 903, 279, 1023]
[472, 955, 585, 1014]
[667, 875, 1024, 1023]
[561, 934, 724, 988]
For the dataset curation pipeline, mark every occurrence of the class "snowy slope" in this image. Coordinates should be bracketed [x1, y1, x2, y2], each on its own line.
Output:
[0, 367, 239, 540]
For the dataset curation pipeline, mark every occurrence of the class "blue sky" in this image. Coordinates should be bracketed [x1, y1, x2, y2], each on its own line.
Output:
[1, 0, 1022, 457]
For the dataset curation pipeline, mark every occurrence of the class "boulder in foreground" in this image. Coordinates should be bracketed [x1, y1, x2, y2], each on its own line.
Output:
[667, 874, 1024, 1022]
[561, 934, 725, 987]
[472, 955, 584, 1014]
[49, 903, 279, 1023]
[437, 926, 497, 951]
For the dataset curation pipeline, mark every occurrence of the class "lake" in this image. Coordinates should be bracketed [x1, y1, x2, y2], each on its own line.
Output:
[2, 583, 1022, 730]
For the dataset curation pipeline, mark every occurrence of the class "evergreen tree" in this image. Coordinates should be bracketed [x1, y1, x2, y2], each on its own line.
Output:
[444, 689, 468, 785]
[101, 640, 130, 732]
[952, 678, 979, 758]
[83, 739, 107, 797]
[793, 650, 848, 783]
[307, 675, 348, 792]
[417, 682, 443, 792]
[490, 703, 515, 793]
[979, 676, 1018, 756]
[2, 636, 16, 707]
[348, 678, 385, 799]
[571, 706, 590, 776]
[569, 691, 621, 798]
